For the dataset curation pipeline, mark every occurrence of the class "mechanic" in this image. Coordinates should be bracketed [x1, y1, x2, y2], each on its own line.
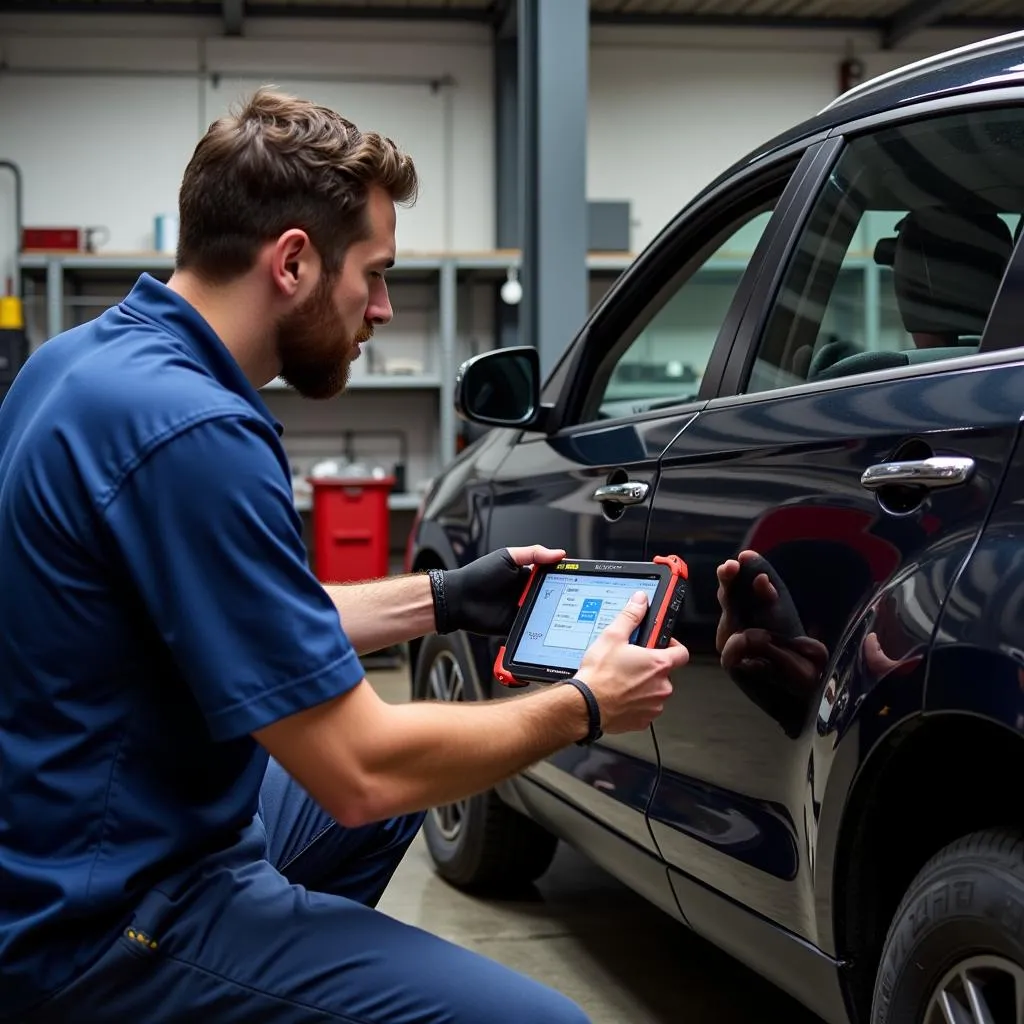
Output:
[0, 88, 688, 1023]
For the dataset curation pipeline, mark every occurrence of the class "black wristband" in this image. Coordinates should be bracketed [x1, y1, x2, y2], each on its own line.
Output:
[427, 568, 451, 633]
[564, 677, 603, 746]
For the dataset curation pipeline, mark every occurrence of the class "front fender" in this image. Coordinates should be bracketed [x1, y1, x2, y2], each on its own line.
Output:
[410, 517, 460, 573]
[411, 426, 520, 572]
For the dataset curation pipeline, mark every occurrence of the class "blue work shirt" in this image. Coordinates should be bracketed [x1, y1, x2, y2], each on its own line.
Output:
[0, 274, 367, 1016]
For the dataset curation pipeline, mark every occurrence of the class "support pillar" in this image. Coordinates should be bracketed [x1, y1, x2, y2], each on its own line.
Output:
[493, 17, 520, 349]
[517, 0, 589, 379]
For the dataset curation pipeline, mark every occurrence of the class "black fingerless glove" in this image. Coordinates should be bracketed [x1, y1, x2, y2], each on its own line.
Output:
[428, 550, 531, 636]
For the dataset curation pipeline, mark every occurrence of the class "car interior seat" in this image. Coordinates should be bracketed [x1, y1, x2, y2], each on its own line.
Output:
[812, 208, 1015, 382]
[807, 338, 860, 378]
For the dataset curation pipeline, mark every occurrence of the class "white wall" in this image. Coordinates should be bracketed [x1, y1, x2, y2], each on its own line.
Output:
[0, 14, 1003, 279]
[587, 23, 1000, 251]
[0, 13, 494, 279]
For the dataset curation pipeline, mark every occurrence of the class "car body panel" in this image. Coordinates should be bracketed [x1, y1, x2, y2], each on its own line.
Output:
[413, 428, 517, 567]
[666, 862, 852, 1024]
[483, 411, 699, 856]
[507, 766, 688, 926]
[645, 359, 1024, 947]
[405, 32, 1024, 1024]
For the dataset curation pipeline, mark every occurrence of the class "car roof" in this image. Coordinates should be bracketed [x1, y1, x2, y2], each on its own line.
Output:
[703, 29, 1024, 195]
[818, 28, 1024, 120]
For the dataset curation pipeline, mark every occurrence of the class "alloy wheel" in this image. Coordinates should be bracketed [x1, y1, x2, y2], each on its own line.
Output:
[924, 954, 1024, 1024]
[426, 649, 467, 841]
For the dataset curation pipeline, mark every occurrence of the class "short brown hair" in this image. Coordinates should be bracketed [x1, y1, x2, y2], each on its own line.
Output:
[176, 87, 418, 282]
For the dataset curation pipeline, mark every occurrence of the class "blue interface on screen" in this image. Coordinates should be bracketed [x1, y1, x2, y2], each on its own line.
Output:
[515, 573, 661, 670]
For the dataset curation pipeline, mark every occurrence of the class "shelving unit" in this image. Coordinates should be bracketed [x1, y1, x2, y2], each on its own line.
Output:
[17, 250, 461, 519]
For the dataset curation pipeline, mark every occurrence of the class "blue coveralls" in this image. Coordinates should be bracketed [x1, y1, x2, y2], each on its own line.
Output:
[0, 273, 588, 1024]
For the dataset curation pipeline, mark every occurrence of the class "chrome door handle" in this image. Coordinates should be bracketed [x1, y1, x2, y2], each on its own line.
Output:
[860, 456, 975, 491]
[591, 481, 650, 505]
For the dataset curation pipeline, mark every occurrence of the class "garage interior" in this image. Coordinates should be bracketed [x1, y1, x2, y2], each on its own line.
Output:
[2, 1, 1023, 1022]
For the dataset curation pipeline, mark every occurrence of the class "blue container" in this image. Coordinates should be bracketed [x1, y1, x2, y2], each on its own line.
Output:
[154, 214, 178, 254]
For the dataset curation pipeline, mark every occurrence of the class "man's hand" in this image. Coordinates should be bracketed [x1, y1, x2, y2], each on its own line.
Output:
[576, 592, 689, 734]
[430, 544, 566, 636]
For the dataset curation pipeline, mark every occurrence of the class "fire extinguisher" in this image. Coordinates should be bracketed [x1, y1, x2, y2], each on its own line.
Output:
[839, 56, 865, 95]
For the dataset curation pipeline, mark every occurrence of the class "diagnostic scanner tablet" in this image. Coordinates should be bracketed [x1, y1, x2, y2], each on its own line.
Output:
[494, 555, 688, 687]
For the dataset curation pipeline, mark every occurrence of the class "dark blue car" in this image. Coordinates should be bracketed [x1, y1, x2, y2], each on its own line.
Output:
[406, 31, 1024, 1024]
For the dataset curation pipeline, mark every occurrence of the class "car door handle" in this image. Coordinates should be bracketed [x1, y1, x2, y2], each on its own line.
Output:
[591, 482, 650, 505]
[860, 456, 975, 491]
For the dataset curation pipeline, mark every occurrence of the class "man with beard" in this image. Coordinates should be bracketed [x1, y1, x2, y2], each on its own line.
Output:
[0, 89, 687, 1023]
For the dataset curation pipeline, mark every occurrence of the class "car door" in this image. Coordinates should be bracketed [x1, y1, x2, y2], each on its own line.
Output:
[484, 146, 823, 867]
[644, 100, 1024, 969]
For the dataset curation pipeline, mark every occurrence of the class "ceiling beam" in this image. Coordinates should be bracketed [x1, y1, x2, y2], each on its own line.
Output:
[0, 0, 493, 20]
[0, 0, 222, 12]
[882, 0, 958, 49]
[587, 9, 1022, 36]
[589, 12, 887, 29]
[0, 0, 1018, 38]
[222, 0, 243, 35]
[234, 3, 492, 20]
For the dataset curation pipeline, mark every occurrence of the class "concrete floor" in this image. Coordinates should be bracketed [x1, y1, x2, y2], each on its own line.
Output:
[369, 668, 825, 1024]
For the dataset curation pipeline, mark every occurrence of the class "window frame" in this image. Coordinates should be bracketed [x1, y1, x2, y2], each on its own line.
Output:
[535, 133, 832, 436]
[718, 87, 1024, 402]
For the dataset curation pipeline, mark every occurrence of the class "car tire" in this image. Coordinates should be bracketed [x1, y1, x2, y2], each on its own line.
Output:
[413, 632, 559, 893]
[871, 828, 1024, 1024]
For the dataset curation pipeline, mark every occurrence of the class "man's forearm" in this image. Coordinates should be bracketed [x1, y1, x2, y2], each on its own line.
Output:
[356, 682, 589, 822]
[324, 573, 436, 654]
[255, 677, 592, 830]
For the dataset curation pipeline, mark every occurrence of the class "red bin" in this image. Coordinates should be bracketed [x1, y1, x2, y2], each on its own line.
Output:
[309, 476, 395, 583]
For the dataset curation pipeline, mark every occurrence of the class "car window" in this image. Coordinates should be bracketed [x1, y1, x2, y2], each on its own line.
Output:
[580, 207, 776, 422]
[745, 107, 1024, 395]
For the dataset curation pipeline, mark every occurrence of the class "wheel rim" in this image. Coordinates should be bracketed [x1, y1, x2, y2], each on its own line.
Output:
[425, 650, 467, 842]
[924, 954, 1024, 1024]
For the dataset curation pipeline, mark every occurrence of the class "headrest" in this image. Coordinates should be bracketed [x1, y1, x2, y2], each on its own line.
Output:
[874, 209, 1013, 337]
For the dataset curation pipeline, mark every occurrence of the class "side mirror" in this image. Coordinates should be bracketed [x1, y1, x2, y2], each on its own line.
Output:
[454, 346, 545, 429]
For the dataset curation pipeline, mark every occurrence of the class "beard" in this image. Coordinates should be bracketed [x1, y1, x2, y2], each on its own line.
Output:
[275, 274, 374, 400]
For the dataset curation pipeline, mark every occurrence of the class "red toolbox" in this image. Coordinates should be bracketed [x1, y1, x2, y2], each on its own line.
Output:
[309, 476, 395, 583]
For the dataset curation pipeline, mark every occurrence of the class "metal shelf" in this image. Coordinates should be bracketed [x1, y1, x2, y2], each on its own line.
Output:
[19, 249, 639, 276]
[452, 249, 635, 273]
[18, 251, 446, 273]
[20, 253, 178, 272]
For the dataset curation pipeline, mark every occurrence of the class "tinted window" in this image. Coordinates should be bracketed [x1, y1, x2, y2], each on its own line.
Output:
[580, 207, 776, 422]
[746, 107, 1024, 395]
